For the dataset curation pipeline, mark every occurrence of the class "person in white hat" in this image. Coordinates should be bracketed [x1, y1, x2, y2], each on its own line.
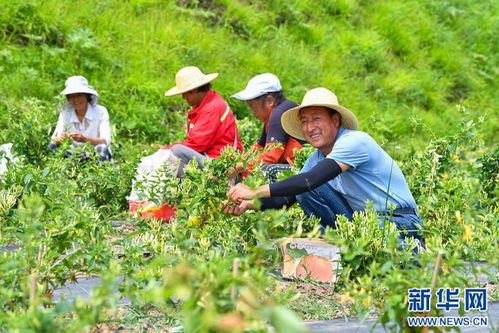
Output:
[49, 75, 112, 161]
[164, 66, 243, 177]
[231, 73, 303, 182]
[225, 87, 424, 247]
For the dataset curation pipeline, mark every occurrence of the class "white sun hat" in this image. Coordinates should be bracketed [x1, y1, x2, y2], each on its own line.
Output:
[165, 66, 218, 96]
[231, 73, 282, 100]
[61, 76, 99, 97]
[281, 87, 359, 141]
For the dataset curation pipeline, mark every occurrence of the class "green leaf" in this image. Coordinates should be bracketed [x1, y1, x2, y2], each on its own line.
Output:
[267, 306, 307, 333]
[286, 244, 308, 259]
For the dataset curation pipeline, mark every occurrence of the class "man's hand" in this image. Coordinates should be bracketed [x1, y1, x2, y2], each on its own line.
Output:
[227, 166, 238, 179]
[69, 132, 87, 143]
[222, 200, 254, 216]
[235, 162, 245, 174]
[227, 162, 246, 179]
[228, 183, 256, 204]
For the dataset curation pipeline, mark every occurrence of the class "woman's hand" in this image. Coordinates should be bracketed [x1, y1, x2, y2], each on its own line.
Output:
[69, 132, 87, 143]
[53, 131, 70, 144]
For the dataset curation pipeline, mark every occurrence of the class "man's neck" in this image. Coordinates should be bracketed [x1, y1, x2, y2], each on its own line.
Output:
[319, 139, 336, 156]
[319, 147, 333, 156]
[319, 127, 342, 155]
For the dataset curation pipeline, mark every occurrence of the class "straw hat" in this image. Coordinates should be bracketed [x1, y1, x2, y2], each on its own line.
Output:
[281, 87, 358, 141]
[165, 66, 218, 96]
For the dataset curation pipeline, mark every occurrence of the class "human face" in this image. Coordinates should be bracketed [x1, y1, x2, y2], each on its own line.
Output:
[246, 96, 273, 123]
[67, 93, 89, 114]
[182, 89, 204, 107]
[299, 106, 341, 155]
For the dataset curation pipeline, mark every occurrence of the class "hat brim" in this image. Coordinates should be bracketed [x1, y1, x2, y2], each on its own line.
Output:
[165, 73, 218, 97]
[231, 89, 265, 101]
[281, 103, 359, 141]
[61, 85, 98, 97]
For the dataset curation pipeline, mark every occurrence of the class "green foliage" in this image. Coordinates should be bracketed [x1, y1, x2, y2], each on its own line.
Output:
[0, 98, 54, 163]
[401, 108, 497, 260]
[0, 2, 64, 46]
[319, 113, 497, 331]
[476, 147, 499, 199]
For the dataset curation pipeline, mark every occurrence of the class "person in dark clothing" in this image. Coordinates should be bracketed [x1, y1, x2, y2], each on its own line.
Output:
[231, 73, 303, 182]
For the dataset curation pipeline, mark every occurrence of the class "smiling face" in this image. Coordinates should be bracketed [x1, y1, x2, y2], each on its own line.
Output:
[299, 106, 341, 155]
[67, 93, 89, 114]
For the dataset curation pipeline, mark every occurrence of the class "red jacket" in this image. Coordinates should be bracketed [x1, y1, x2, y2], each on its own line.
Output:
[166, 90, 243, 158]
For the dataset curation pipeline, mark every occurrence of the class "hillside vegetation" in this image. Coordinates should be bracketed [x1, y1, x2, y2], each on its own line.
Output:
[1, 0, 498, 156]
[0, 0, 497, 331]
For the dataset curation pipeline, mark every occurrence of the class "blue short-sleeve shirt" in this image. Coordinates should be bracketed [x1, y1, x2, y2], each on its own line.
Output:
[301, 127, 417, 212]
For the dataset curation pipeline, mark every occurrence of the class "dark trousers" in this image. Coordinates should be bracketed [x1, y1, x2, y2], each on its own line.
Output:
[48, 142, 113, 162]
[296, 182, 424, 245]
[260, 163, 292, 183]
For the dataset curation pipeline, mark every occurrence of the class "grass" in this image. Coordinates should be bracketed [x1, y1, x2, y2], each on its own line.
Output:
[1, 0, 498, 155]
[283, 281, 351, 321]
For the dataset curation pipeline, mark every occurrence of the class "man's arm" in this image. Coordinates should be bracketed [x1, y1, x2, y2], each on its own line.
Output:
[259, 195, 297, 210]
[51, 112, 67, 144]
[228, 159, 350, 203]
[222, 195, 297, 216]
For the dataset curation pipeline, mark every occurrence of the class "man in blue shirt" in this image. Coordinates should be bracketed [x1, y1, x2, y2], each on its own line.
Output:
[225, 87, 423, 244]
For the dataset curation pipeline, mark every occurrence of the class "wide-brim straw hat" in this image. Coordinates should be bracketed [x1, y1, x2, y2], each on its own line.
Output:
[165, 66, 218, 96]
[281, 87, 358, 141]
